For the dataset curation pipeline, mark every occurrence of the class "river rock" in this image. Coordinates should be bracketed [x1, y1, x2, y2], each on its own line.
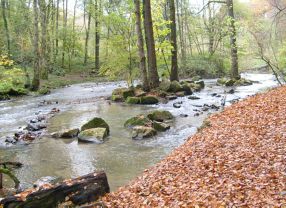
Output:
[26, 123, 47, 131]
[181, 84, 193, 95]
[132, 126, 157, 139]
[166, 95, 178, 101]
[169, 81, 183, 93]
[81, 118, 110, 135]
[140, 96, 159, 105]
[51, 128, 80, 139]
[147, 110, 173, 122]
[124, 115, 151, 128]
[188, 95, 200, 100]
[176, 91, 185, 97]
[126, 97, 141, 104]
[159, 81, 172, 92]
[173, 102, 182, 108]
[152, 121, 170, 132]
[78, 128, 108, 143]
[194, 80, 205, 89]
[111, 88, 135, 102]
[134, 88, 147, 97]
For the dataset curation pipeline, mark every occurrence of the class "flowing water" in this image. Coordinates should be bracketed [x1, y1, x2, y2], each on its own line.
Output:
[0, 73, 278, 191]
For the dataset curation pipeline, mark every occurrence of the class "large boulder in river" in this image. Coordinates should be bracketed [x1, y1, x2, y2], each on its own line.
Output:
[78, 128, 108, 143]
[51, 128, 79, 139]
[140, 96, 159, 105]
[147, 110, 173, 122]
[81, 117, 110, 134]
[126, 97, 141, 104]
[169, 81, 183, 93]
[124, 115, 151, 128]
[132, 126, 157, 139]
[152, 121, 170, 132]
[111, 88, 135, 102]
[181, 84, 193, 95]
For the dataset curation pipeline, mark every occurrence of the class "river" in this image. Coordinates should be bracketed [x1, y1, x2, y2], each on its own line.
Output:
[0, 73, 278, 191]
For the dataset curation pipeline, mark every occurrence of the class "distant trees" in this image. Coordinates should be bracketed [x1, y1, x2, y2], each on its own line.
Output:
[1, 0, 10, 54]
[32, 0, 40, 91]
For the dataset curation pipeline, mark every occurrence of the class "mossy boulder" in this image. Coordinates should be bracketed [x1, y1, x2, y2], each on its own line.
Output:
[176, 91, 185, 97]
[126, 97, 141, 104]
[195, 80, 205, 89]
[134, 88, 147, 97]
[132, 126, 157, 139]
[111, 88, 135, 101]
[234, 78, 253, 86]
[159, 81, 172, 92]
[169, 81, 183, 93]
[147, 110, 174, 122]
[217, 78, 235, 86]
[152, 121, 170, 132]
[189, 83, 202, 92]
[81, 117, 110, 134]
[38, 87, 51, 95]
[181, 84, 193, 95]
[140, 96, 159, 105]
[124, 115, 151, 128]
[51, 128, 80, 139]
[78, 128, 108, 143]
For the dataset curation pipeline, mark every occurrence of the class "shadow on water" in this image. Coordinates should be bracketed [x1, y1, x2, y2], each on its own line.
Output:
[0, 73, 278, 191]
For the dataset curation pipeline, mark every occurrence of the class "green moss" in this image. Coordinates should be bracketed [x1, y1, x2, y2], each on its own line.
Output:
[38, 87, 51, 95]
[140, 96, 159, 105]
[124, 115, 151, 128]
[169, 81, 183, 93]
[181, 84, 193, 95]
[126, 97, 141, 104]
[112, 88, 135, 101]
[152, 121, 170, 132]
[147, 110, 173, 122]
[81, 117, 110, 134]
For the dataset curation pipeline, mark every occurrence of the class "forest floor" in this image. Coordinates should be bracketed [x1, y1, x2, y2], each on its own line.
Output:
[101, 85, 286, 207]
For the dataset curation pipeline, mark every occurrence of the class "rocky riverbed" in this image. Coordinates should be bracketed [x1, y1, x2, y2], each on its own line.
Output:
[0, 73, 278, 191]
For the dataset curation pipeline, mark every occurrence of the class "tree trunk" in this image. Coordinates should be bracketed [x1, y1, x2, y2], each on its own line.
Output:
[1, 0, 10, 54]
[84, 0, 91, 65]
[1, 171, 110, 208]
[227, 0, 240, 79]
[94, 0, 100, 73]
[169, 0, 179, 81]
[31, 0, 40, 91]
[38, 0, 48, 80]
[61, 0, 68, 68]
[134, 0, 149, 91]
[143, 0, 160, 88]
[55, 0, 59, 63]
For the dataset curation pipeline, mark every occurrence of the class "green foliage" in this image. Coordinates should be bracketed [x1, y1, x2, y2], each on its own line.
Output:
[183, 54, 227, 78]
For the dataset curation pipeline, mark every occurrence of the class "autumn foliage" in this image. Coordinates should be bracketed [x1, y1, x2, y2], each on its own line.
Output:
[102, 86, 286, 207]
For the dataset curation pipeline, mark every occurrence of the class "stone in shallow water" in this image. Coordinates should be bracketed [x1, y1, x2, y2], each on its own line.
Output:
[78, 128, 108, 143]
[132, 126, 157, 140]
[51, 128, 80, 139]
[152, 121, 170, 132]
[81, 117, 110, 134]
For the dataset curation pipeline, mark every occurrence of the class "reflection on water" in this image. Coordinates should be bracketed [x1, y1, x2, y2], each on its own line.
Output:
[0, 74, 278, 190]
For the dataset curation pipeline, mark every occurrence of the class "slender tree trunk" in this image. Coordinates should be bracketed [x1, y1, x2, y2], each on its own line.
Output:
[208, 3, 215, 55]
[32, 0, 40, 91]
[134, 0, 149, 91]
[61, 0, 67, 68]
[227, 0, 240, 79]
[84, 2, 91, 65]
[39, 0, 48, 79]
[94, 0, 100, 73]
[55, 0, 59, 63]
[143, 0, 160, 88]
[169, 0, 179, 81]
[1, 0, 10, 54]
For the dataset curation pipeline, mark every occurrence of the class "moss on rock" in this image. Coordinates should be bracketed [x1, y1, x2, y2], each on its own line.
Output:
[81, 117, 110, 134]
[147, 110, 173, 122]
[140, 96, 159, 105]
[124, 115, 151, 128]
[78, 128, 108, 143]
[126, 97, 141, 104]
[152, 121, 170, 132]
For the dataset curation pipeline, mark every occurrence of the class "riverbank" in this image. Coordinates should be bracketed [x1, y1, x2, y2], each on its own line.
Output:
[102, 85, 286, 207]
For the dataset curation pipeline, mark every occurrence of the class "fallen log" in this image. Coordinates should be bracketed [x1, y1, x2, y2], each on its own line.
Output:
[1, 171, 110, 208]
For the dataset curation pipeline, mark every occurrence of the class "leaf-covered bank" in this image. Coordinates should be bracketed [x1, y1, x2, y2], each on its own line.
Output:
[102, 86, 286, 207]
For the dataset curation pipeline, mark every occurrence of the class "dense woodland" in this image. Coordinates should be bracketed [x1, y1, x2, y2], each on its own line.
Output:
[0, 0, 286, 95]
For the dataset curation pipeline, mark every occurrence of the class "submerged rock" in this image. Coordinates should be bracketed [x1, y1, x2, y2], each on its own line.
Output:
[78, 128, 108, 143]
[147, 110, 174, 122]
[188, 95, 200, 100]
[132, 126, 157, 140]
[81, 117, 110, 135]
